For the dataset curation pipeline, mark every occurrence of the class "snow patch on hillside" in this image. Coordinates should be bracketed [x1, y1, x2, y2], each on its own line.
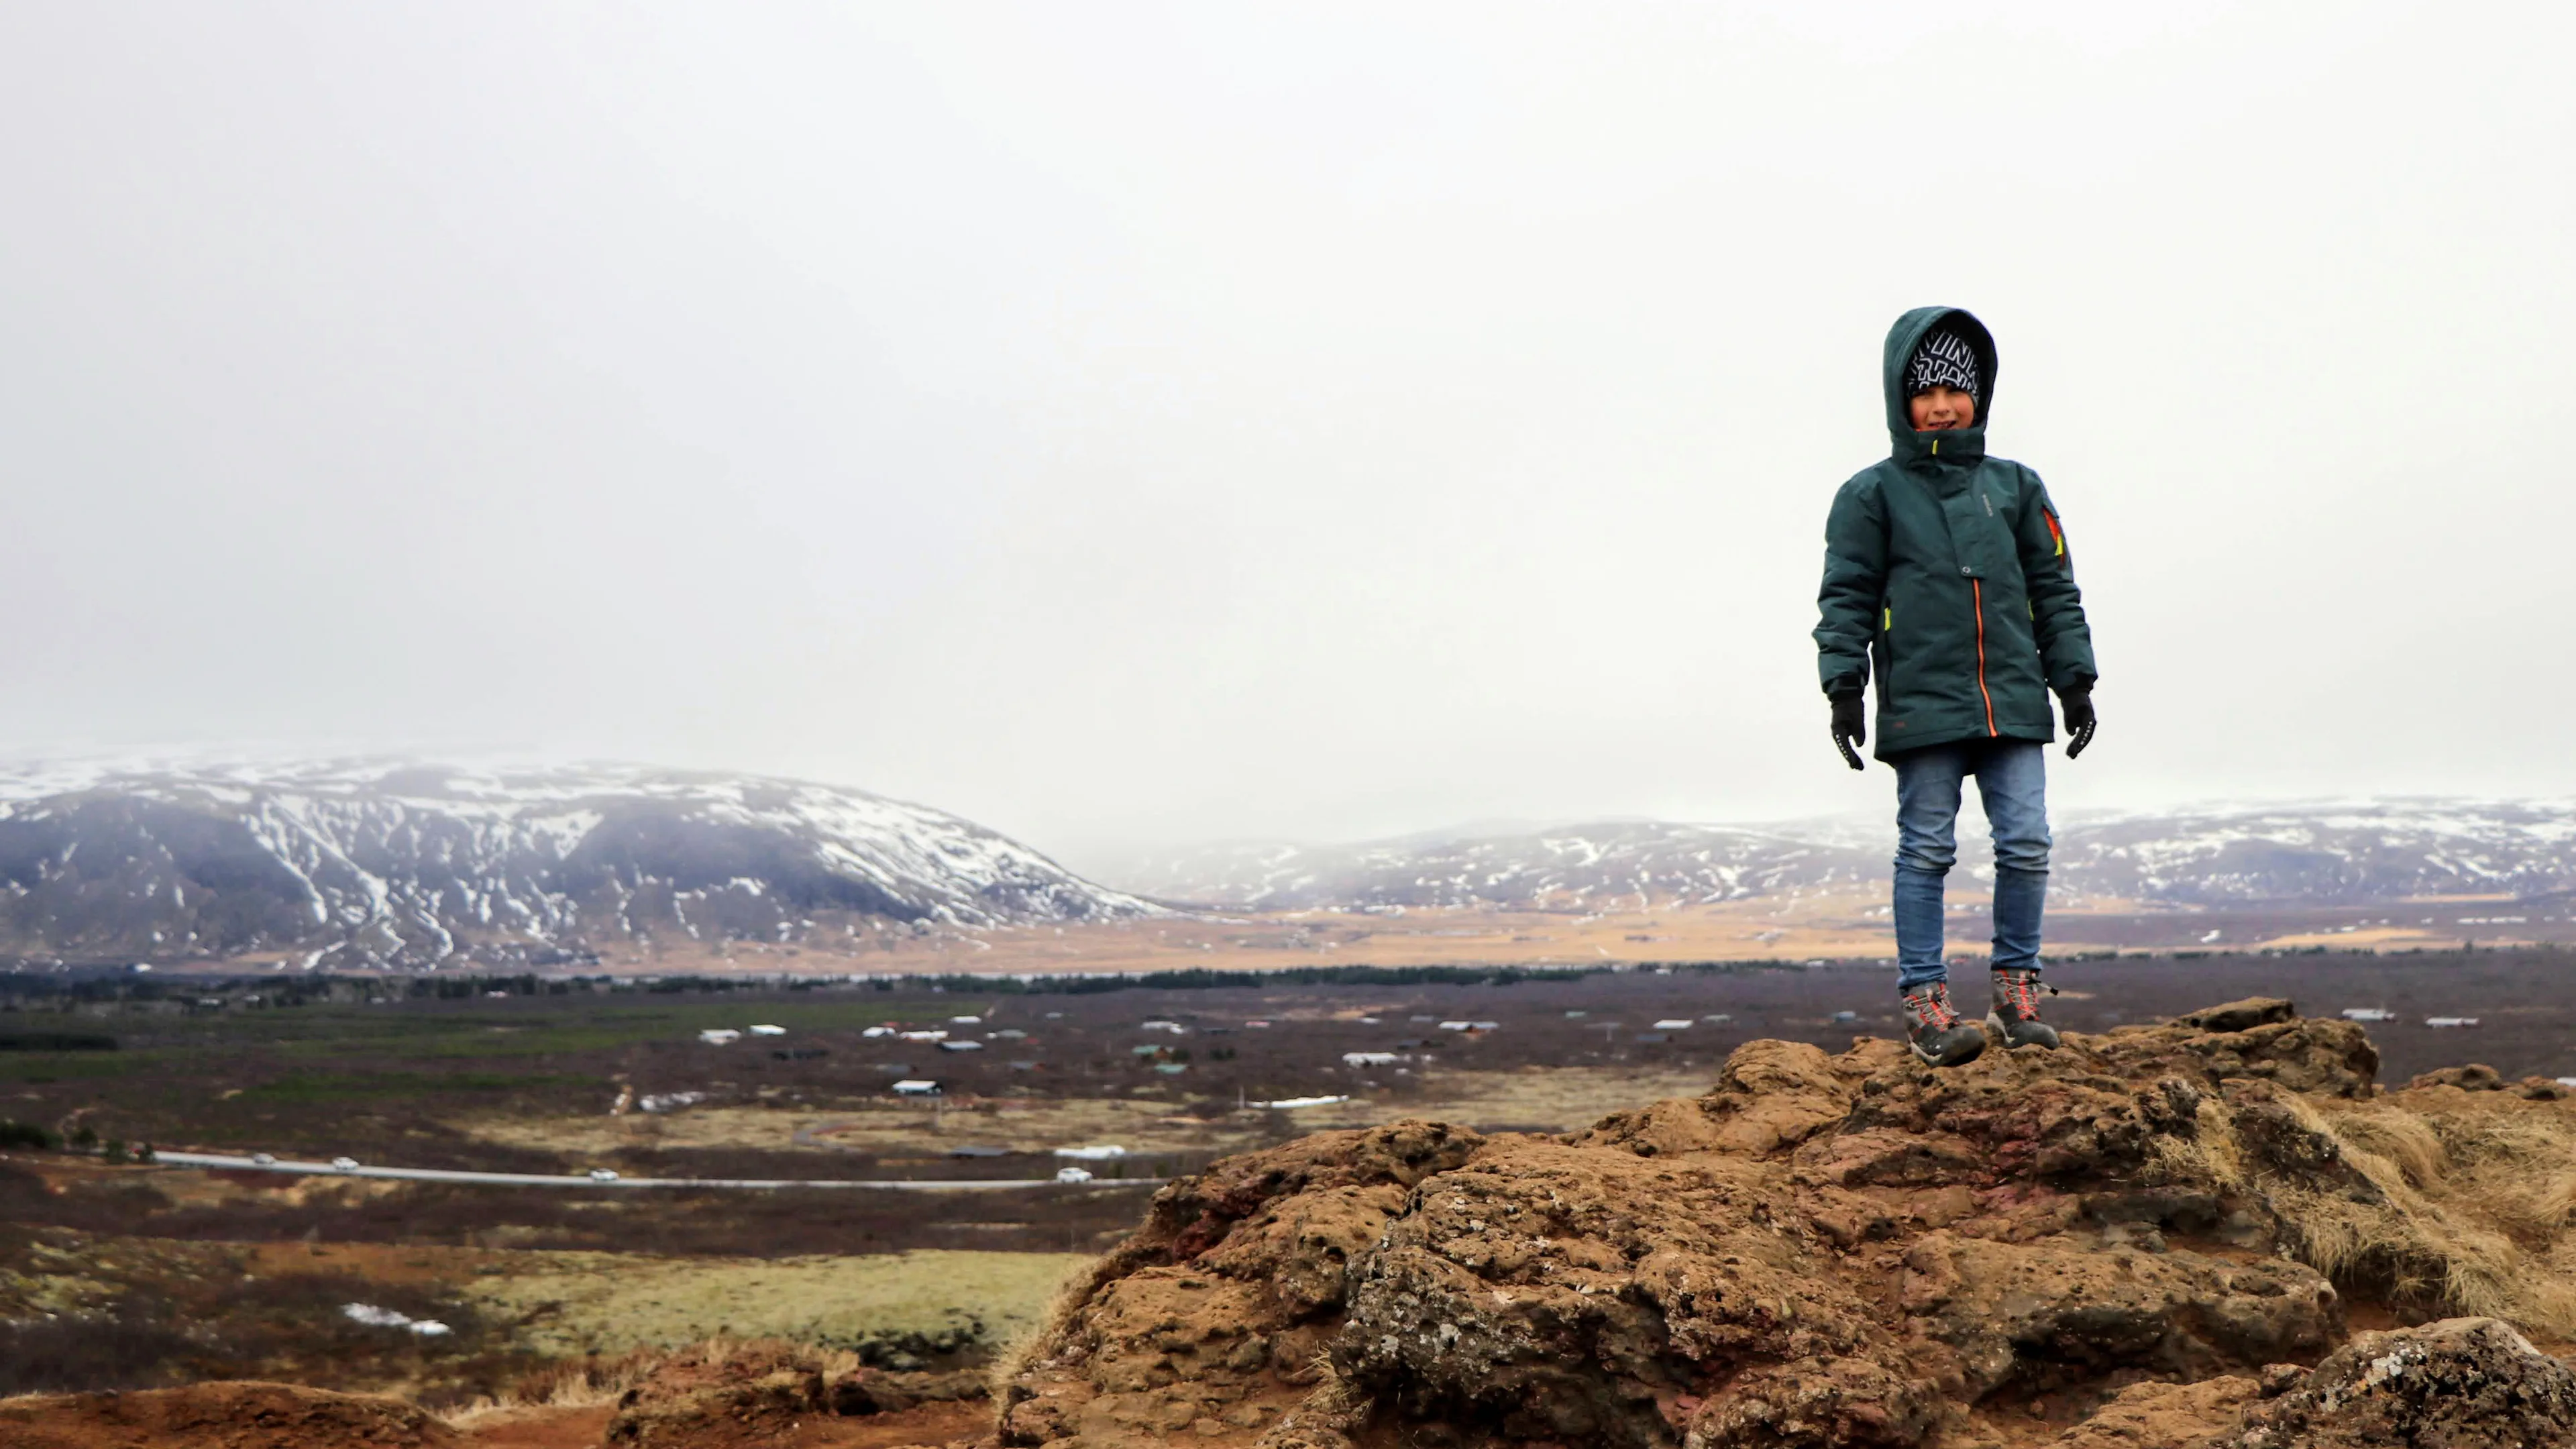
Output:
[1118, 798, 2576, 910]
[0, 757, 1167, 969]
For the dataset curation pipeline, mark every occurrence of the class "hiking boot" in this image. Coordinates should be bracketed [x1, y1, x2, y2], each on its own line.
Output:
[1900, 982, 1987, 1067]
[1987, 967, 2061, 1051]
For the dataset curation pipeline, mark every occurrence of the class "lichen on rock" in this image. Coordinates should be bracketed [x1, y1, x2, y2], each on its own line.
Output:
[2222, 1317, 2576, 1448]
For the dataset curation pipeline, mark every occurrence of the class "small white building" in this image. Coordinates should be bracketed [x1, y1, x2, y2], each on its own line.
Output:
[1343, 1051, 1399, 1067]
[697, 1028, 742, 1045]
[899, 1029, 949, 1041]
[2425, 1017, 2481, 1028]
[2339, 1009, 2397, 1022]
[891, 1079, 943, 1096]
[1054, 1145, 1128, 1161]
[748, 1024, 787, 1036]
[939, 1039, 985, 1052]
[1652, 1019, 1695, 1030]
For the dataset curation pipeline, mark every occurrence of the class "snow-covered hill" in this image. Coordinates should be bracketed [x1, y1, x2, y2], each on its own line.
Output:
[1115, 799, 2576, 910]
[2051, 800, 2576, 904]
[0, 759, 1165, 969]
[1106, 822, 1885, 912]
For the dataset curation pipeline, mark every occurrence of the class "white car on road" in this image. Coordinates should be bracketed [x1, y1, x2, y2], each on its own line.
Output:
[329, 1157, 360, 1173]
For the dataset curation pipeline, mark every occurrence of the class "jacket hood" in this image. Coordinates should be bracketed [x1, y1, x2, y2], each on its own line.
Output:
[1882, 306, 1999, 466]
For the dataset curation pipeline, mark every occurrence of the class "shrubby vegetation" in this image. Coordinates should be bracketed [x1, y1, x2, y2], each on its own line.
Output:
[0, 1118, 58, 1149]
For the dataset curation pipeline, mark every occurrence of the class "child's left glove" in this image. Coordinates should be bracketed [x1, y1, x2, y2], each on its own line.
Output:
[2057, 687, 2096, 758]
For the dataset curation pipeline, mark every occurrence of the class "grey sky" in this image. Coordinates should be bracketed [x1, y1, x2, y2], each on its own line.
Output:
[2, 3, 2569, 870]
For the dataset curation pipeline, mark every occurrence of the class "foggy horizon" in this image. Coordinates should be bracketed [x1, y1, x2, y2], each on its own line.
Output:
[5, 3, 2571, 867]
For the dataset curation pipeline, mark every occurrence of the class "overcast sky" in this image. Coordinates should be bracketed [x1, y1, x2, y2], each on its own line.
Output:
[1, 3, 2569, 869]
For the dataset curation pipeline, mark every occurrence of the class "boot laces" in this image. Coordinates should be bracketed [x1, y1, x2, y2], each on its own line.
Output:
[2000, 970, 2041, 1018]
[1906, 985, 1959, 1030]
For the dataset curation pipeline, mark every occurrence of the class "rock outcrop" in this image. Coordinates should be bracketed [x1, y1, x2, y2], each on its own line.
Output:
[601, 1339, 988, 1448]
[996, 1000, 2576, 1448]
[0, 1382, 459, 1449]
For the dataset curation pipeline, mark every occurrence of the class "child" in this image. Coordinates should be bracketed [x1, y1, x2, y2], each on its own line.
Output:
[1813, 307, 2098, 1067]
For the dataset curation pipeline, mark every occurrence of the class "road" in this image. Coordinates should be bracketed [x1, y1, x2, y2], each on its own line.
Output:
[151, 1150, 1161, 1191]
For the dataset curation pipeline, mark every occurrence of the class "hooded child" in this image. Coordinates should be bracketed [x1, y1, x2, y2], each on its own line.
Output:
[1813, 307, 2099, 1067]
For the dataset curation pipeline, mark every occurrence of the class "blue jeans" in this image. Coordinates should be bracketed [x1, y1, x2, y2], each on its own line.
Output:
[1890, 739, 2051, 991]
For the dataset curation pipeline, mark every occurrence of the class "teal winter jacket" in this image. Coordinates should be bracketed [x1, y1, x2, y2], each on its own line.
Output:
[1813, 307, 2097, 760]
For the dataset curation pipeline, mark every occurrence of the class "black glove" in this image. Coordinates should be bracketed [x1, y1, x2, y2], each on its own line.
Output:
[1829, 692, 1866, 771]
[2058, 686, 2096, 759]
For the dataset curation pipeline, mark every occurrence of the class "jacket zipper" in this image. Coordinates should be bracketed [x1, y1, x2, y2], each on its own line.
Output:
[1972, 578, 1996, 736]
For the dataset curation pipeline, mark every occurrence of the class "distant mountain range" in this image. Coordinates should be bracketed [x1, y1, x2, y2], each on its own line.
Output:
[1, 762, 2565, 973]
[1108, 800, 2576, 912]
[0, 759, 1163, 970]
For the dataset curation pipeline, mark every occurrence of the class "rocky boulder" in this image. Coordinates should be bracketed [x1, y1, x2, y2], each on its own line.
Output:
[989, 1000, 2576, 1448]
[2222, 1317, 2576, 1448]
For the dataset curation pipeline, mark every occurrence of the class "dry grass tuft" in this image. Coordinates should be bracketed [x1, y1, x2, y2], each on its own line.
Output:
[434, 1334, 870, 1428]
[2233, 1091, 2576, 1340]
[2326, 1106, 2449, 1189]
[435, 1348, 656, 1428]
[2145, 1098, 2247, 1195]
[2533, 1170, 2576, 1231]
[985, 1254, 1099, 1411]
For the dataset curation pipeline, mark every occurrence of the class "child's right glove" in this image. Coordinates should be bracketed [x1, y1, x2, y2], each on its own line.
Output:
[2058, 686, 2096, 758]
[1829, 691, 1867, 771]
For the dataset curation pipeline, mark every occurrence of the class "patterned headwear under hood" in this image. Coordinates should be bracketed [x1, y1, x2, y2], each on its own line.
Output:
[1906, 328, 1981, 401]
